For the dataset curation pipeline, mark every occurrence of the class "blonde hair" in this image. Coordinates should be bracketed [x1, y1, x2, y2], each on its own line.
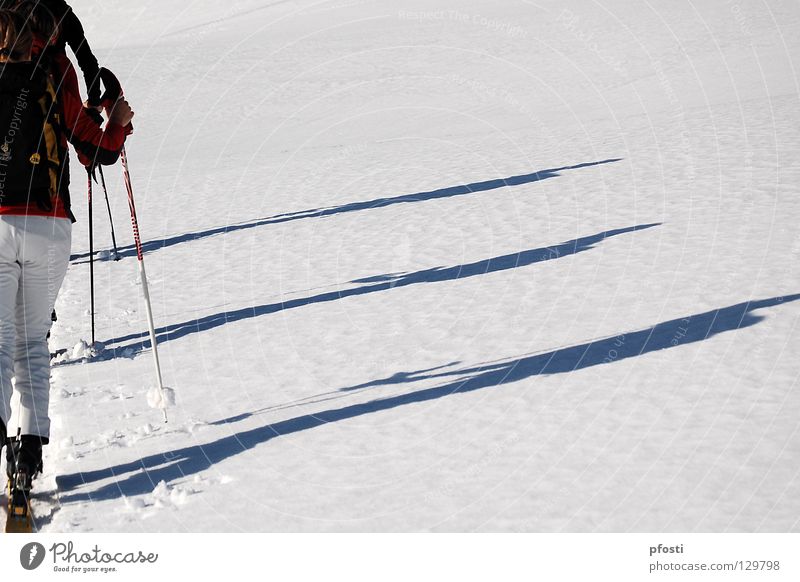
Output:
[0, 9, 33, 62]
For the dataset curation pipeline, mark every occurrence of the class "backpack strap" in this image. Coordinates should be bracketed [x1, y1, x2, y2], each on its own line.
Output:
[37, 75, 61, 204]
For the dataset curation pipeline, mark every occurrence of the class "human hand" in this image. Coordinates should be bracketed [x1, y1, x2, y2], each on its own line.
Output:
[107, 98, 134, 127]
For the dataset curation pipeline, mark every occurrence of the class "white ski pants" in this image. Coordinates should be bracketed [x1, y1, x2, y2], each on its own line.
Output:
[0, 215, 71, 440]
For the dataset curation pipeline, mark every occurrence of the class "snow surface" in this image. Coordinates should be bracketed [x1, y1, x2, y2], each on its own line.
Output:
[10, 0, 800, 532]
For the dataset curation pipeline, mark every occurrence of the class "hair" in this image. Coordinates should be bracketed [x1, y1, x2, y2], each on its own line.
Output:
[11, 1, 59, 47]
[0, 9, 33, 61]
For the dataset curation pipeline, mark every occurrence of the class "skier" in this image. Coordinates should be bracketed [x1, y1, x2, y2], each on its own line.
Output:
[0, 8, 133, 498]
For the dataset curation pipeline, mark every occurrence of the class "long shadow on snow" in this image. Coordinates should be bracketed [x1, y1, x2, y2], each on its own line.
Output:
[69, 158, 622, 262]
[95, 222, 658, 358]
[209, 361, 463, 427]
[55, 293, 799, 502]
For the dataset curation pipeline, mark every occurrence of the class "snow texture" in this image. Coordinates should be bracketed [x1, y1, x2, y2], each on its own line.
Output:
[6, 0, 798, 532]
[146, 386, 177, 410]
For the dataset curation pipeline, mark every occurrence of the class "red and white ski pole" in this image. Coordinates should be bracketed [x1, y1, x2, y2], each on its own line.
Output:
[101, 68, 171, 423]
[120, 148, 170, 423]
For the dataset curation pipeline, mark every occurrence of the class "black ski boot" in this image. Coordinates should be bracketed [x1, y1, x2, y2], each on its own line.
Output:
[5, 434, 45, 532]
[6, 435, 46, 492]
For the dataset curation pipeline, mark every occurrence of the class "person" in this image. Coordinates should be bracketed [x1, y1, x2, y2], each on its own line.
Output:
[0, 8, 133, 491]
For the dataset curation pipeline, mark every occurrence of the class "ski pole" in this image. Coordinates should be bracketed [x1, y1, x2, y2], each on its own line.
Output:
[120, 147, 169, 423]
[87, 169, 96, 346]
[98, 166, 121, 261]
[98, 67, 171, 421]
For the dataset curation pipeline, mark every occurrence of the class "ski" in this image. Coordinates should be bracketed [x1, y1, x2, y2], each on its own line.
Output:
[5, 475, 35, 533]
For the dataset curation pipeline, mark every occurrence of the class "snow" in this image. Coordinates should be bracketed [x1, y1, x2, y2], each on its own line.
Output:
[10, 0, 799, 531]
[146, 386, 177, 410]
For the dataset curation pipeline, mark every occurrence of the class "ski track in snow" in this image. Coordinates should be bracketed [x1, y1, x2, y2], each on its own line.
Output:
[14, 0, 799, 531]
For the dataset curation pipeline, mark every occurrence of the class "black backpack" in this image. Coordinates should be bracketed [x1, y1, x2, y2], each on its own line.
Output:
[0, 61, 62, 210]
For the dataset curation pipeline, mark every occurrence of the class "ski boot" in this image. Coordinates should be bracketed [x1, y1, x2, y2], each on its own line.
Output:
[5, 435, 45, 533]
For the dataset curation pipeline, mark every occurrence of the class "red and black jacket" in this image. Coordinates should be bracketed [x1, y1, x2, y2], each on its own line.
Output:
[0, 52, 130, 221]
